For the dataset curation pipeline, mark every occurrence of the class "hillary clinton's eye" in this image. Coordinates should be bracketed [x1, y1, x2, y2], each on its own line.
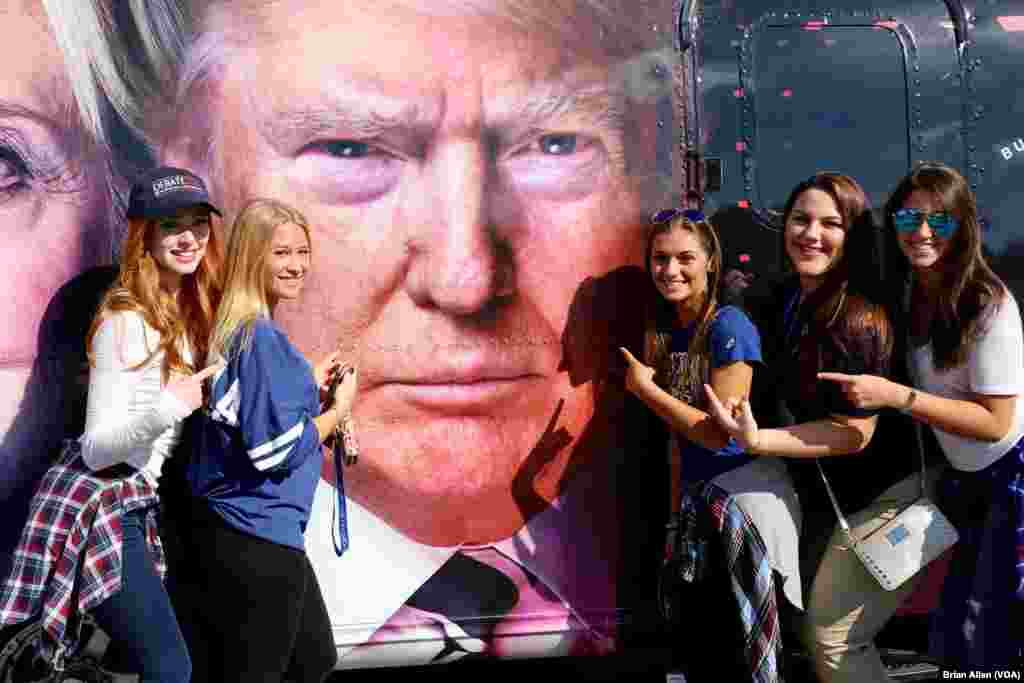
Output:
[0, 127, 80, 203]
[0, 146, 31, 197]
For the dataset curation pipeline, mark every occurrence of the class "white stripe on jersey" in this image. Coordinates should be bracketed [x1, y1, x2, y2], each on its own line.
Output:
[211, 378, 241, 427]
[253, 444, 295, 471]
[249, 420, 304, 469]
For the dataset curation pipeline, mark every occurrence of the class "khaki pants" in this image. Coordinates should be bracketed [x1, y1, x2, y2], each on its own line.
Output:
[799, 467, 943, 683]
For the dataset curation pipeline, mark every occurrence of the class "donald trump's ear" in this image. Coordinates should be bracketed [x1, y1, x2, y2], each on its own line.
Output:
[152, 37, 227, 202]
[160, 129, 208, 178]
[156, 120, 223, 229]
[156, 89, 219, 195]
[156, 86, 231, 225]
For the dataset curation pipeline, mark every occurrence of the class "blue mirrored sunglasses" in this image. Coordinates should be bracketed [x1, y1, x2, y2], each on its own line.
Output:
[891, 208, 959, 239]
[650, 208, 705, 224]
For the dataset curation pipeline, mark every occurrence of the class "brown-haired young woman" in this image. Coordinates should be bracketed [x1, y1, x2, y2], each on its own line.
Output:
[621, 210, 762, 509]
[707, 173, 922, 683]
[620, 211, 776, 678]
[818, 163, 1024, 671]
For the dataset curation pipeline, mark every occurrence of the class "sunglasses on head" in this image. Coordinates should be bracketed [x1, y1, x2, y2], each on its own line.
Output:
[650, 208, 705, 224]
[891, 208, 959, 239]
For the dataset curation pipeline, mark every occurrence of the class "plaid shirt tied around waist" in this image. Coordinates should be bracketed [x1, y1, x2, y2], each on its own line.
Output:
[0, 441, 164, 670]
[704, 482, 782, 683]
[671, 482, 782, 683]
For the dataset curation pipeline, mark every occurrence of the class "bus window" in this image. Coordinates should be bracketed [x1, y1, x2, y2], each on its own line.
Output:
[752, 25, 910, 208]
[696, 1, 963, 218]
[964, 2, 1024, 299]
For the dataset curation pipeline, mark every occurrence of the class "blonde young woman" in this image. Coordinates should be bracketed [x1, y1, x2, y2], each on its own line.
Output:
[0, 167, 223, 682]
[180, 199, 356, 683]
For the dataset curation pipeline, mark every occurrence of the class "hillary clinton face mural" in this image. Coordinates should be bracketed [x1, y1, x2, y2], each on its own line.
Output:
[0, 0, 122, 558]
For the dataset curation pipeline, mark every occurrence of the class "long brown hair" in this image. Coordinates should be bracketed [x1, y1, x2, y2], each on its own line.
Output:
[86, 213, 223, 381]
[642, 215, 722, 400]
[781, 173, 894, 385]
[883, 162, 1006, 370]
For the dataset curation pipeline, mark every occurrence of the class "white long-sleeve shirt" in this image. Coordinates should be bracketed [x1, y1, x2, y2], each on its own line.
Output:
[79, 310, 192, 480]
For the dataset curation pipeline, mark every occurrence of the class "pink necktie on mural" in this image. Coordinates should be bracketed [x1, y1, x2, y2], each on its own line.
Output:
[363, 547, 609, 663]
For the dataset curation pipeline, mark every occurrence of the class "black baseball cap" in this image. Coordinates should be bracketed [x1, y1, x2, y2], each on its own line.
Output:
[126, 166, 222, 219]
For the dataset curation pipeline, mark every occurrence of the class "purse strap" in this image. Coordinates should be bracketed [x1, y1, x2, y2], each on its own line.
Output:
[815, 419, 928, 538]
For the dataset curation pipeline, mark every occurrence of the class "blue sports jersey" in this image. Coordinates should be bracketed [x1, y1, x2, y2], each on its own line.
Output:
[671, 305, 762, 484]
[188, 317, 340, 551]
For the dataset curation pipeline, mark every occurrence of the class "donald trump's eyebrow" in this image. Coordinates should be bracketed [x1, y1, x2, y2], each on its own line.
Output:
[258, 84, 434, 152]
[257, 74, 627, 152]
[486, 79, 627, 142]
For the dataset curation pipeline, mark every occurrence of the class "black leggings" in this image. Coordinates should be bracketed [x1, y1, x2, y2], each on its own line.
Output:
[171, 498, 337, 683]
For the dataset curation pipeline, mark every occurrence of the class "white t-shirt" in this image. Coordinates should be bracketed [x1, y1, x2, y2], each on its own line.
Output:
[79, 310, 192, 481]
[909, 291, 1024, 471]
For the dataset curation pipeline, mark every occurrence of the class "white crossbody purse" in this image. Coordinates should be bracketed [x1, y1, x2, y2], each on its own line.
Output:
[816, 423, 959, 591]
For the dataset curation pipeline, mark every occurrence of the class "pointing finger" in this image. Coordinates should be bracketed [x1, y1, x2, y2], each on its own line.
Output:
[193, 364, 223, 382]
[817, 372, 856, 384]
[704, 384, 725, 409]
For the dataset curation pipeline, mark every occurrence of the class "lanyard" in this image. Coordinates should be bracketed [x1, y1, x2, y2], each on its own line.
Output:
[782, 286, 804, 351]
[331, 446, 350, 557]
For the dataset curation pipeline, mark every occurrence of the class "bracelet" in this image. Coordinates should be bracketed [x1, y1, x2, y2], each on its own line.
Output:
[898, 388, 917, 414]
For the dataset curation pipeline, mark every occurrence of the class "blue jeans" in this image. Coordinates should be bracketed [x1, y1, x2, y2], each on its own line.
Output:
[91, 509, 191, 683]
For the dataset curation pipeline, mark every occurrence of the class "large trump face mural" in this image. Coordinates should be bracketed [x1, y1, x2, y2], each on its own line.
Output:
[2, 0, 684, 668]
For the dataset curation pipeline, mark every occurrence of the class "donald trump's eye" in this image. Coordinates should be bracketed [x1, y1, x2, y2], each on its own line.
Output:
[322, 140, 371, 158]
[295, 138, 403, 204]
[539, 133, 577, 156]
[503, 131, 605, 200]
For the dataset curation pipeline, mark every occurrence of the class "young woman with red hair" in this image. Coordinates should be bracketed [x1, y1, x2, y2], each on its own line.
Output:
[0, 167, 223, 682]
